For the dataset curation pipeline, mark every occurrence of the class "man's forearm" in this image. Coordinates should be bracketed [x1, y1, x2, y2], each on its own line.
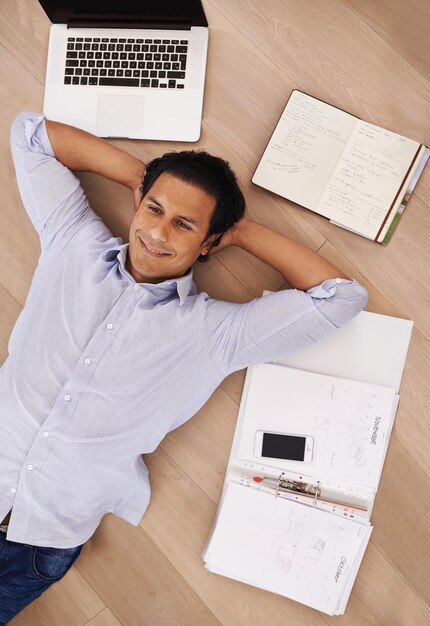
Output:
[233, 218, 350, 290]
[45, 119, 145, 191]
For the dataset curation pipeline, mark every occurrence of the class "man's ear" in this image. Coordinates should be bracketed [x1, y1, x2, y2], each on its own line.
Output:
[134, 185, 145, 212]
[198, 234, 224, 263]
[200, 233, 223, 255]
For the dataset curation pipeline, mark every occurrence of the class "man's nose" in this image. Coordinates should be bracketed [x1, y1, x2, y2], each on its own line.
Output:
[150, 219, 170, 242]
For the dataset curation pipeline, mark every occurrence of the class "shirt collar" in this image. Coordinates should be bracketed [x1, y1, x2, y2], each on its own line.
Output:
[102, 241, 196, 305]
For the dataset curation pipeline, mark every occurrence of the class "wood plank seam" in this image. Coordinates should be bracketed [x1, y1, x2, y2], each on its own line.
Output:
[83, 605, 111, 626]
[339, 0, 430, 86]
[157, 442, 222, 508]
[371, 542, 430, 615]
[0, 41, 45, 88]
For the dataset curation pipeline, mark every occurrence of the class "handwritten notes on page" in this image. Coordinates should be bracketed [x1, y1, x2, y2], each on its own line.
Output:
[317, 121, 420, 238]
[252, 91, 422, 240]
[236, 363, 397, 491]
[252, 90, 356, 209]
[204, 482, 372, 615]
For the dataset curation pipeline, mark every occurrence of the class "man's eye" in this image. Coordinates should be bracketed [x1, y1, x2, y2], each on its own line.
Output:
[177, 220, 191, 231]
[149, 206, 161, 214]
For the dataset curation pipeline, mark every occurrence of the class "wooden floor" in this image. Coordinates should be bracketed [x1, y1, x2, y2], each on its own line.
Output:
[1, 0, 430, 624]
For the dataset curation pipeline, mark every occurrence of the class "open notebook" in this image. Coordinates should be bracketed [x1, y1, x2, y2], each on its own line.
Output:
[203, 310, 413, 615]
[252, 90, 430, 244]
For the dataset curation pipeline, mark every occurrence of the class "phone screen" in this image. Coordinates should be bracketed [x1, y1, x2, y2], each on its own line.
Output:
[261, 433, 306, 461]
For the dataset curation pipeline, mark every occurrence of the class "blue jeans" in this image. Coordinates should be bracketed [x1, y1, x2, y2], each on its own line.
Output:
[0, 529, 83, 625]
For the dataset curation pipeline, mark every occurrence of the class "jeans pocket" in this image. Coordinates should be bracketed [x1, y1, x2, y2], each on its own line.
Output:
[31, 544, 83, 581]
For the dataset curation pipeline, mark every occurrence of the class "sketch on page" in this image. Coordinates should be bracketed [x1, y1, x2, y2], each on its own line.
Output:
[205, 483, 371, 614]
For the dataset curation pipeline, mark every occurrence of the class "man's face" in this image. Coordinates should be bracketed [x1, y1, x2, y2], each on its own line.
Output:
[126, 172, 217, 284]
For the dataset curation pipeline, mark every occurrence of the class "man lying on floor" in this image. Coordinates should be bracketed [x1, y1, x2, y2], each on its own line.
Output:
[0, 112, 367, 622]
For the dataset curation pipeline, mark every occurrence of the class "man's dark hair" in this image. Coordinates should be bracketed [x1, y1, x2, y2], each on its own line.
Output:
[139, 150, 246, 261]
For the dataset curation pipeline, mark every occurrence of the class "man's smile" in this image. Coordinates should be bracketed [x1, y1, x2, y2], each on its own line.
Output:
[138, 236, 172, 258]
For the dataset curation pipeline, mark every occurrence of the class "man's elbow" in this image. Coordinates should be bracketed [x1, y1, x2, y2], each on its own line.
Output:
[348, 282, 368, 316]
[318, 281, 368, 329]
[10, 112, 41, 151]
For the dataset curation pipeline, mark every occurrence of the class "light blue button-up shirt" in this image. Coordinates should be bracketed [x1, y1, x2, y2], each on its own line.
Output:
[0, 113, 367, 548]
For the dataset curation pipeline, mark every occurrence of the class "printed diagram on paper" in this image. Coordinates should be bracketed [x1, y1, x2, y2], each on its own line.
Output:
[311, 383, 380, 475]
[237, 364, 397, 490]
[264, 497, 358, 599]
[270, 506, 337, 588]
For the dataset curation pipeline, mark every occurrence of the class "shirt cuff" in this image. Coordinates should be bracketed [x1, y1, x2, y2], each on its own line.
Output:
[24, 113, 55, 158]
[306, 277, 355, 299]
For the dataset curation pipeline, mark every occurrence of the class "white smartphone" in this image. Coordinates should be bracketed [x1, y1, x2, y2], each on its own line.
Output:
[254, 430, 314, 463]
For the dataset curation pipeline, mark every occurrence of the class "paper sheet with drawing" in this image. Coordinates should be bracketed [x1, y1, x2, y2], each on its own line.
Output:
[205, 482, 372, 615]
[236, 363, 397, 491]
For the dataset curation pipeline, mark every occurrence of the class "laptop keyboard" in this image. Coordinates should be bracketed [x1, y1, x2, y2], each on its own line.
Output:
[64, 37, 187, 89]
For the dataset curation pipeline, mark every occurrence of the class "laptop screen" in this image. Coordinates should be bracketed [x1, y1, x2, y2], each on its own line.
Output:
[39, 0, 208, 26]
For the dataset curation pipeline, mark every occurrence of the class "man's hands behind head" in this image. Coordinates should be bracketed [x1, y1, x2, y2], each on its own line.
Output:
[208, 216, 248, 255]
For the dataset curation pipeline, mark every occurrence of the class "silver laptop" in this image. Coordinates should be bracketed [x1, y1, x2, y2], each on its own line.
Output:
[39, 1, 209, 141]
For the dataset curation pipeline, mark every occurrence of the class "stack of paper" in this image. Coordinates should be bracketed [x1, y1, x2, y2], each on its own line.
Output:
[205, 482, 371, 615]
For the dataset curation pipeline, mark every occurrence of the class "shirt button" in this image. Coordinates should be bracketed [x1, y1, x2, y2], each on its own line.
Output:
[107, 323, 114, 330]
[11, 487, 17, 493]
[134, 284, 139, 291]
[43, 431, 50, 438]
[84, 358, 92, 366]
[335, 278, 342, 284]
[64, 394, 71, 402]
[27, 464, 34, 471]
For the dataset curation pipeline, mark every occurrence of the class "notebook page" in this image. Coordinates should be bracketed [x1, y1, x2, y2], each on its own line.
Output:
[316, 121, 420, 239]
[205, 483, 372, 615]
[236, 363, 397, 491]
[252, 90, 356, 209]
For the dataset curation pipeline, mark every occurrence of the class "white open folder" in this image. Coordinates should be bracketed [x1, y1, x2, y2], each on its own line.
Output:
[202, 308, 413, 615]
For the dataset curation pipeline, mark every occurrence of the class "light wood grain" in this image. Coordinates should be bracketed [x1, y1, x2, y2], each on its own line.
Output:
[0, 0, 49, 84]
[10, 561, 106, 625]
[344, 0, 430, 83]
[2, 0, 430, 624]
[0, 45, 43, 305]
[0, 285, 21, 362]
[159, 387, 240, 505]
[85, 607, 122, 626]
[74, 515, 221, 626]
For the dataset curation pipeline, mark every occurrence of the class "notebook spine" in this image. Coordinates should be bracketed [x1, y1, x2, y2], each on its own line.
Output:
[375, 143, 424, 242]
[380, 145, 430, 244]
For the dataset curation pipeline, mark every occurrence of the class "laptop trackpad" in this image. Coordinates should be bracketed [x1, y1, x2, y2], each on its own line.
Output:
[96, 95, 145, 133]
